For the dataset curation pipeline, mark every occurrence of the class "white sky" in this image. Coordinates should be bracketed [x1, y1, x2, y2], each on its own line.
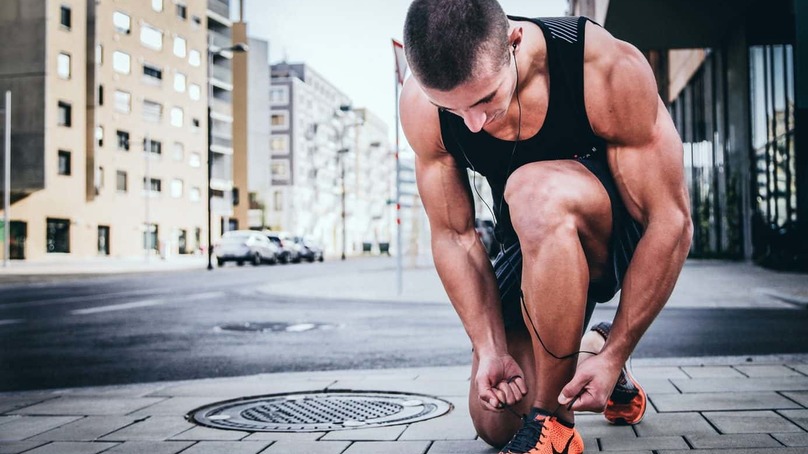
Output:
[238, 0, 568, 143]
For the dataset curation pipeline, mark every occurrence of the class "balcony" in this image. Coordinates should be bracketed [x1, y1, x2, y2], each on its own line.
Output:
[207, 0, 229, 20]
[211, 97, 232, 119]
[209, 29, 231, 50]
[211, 64, 232, 87]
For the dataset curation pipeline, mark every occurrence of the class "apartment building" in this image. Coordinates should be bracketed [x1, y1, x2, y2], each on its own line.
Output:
[0, 0, 239, 261]
[569, 0, 807, 270]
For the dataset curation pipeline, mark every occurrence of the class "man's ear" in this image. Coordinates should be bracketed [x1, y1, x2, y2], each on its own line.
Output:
[508, 26, 523, 51]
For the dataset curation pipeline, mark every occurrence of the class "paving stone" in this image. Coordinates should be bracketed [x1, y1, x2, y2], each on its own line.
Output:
[779, 409, 808, 431]
[782, 391, 808, 407]
[704, 410, 803, 433]
[56, 384, 167, 398]
[0, 416, 18, 426]
[15, 398, 164, 416]
[634, 412, 718, 437]
[651, 392, 800, 412]
[99, 416, 195, 441]
[685, 433, 782, 449]
[177, 441, 270, 453]
[635, 378, 680, 395]
[735, 365, 805, 378]
[0, 396, 59, 414]
[574, 415, 636, 438]
[631, 366, 689, 381]
[772, 432, 808, 447]
[23, 441, 119, 454]
[789, 364, 808, 376]
[243, 431, 326, 441]
[659, 449, 808, 454]
[261, 440, 350, 453]
[148, 379, 334, 398]
[672, 376, 808, 393]
[599, 435, 689, 451]
[326, 379, 469, 397]
[320, 425, 407, 441]
[169, 426, 250, 441]
[0, 416, 82, 441]
[682, 366, 747, 378]
[0, 441, 50, 454]
[127, 397, 217, 418]
[102, 441, 195, 454]
[399, 415, 477, 440]
[341, 441, 430, 454]
[427, 440, 497, 453]
[29, 416, 138, 441]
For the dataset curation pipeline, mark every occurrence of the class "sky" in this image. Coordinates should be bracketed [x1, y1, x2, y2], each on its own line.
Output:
[237, 0, 568, 143]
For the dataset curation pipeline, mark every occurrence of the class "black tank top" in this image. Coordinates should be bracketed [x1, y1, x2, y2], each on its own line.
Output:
[438, 16, 607, 245]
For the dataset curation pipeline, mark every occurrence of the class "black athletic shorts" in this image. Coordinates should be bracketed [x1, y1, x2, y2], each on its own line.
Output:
[492, 157, 645, 332]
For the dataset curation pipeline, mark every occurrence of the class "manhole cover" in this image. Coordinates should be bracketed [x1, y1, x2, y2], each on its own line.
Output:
[214, 322, 336, 333]
[187, 391, 453, 432]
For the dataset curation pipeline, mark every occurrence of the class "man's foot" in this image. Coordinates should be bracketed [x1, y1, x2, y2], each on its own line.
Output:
[590, 321, 648, 425]
[499, 408, 584, 454]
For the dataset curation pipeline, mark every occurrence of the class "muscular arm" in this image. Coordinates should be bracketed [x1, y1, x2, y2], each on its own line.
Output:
[586, 25, 693, 369]
[562, 24, 692, 410]
[401, 78, 526, 410]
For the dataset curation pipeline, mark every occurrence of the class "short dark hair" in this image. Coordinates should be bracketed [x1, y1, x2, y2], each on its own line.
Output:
[403, 0, 510, 91]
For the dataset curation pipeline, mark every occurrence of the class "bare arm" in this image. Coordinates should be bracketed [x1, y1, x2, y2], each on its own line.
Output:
[561, 24, 693, 409]
[400, 78, 526, 410]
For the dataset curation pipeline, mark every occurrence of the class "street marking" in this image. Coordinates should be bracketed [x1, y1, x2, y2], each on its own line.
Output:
[0, 319, 24, 326]
[71, 299, 166, 315]
[70, 292, 225, 316]
[1, 288, 163, 310]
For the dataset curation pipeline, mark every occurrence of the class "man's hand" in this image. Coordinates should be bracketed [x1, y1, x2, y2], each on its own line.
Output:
[475, 354, 528, 412]
[558, 353, 622, 412]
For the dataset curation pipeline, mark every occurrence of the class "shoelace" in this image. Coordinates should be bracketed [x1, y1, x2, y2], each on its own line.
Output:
[501, 415, 548, 453]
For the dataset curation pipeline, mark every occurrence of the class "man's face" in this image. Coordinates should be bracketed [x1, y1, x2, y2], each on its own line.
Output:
[421, 52, 515, 133]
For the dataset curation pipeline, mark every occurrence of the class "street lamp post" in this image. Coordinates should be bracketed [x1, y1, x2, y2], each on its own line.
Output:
[207, 41, 247, 271]
[335, 104, 363, 261]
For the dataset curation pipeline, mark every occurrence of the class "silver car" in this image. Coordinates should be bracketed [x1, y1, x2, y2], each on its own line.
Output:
[215, 230, 279, 267]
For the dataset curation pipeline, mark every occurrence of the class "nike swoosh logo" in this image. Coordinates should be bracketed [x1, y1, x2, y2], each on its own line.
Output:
[552, 434, 575, 454]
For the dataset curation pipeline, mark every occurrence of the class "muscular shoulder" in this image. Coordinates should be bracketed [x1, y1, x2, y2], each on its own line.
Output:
[400, 77, 449, 162]
[582, 22, 659, 147]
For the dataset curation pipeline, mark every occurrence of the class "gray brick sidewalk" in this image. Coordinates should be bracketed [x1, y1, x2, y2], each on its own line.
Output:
[2, 356, 807, 453]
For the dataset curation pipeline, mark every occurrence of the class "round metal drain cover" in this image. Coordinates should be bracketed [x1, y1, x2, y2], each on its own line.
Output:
[214, 322, 336, 333]
[187, 391, 453, 432]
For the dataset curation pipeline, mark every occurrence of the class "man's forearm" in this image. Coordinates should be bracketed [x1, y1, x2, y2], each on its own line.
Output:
[602, 216, 692, 364]
[432, 231, 508, 357]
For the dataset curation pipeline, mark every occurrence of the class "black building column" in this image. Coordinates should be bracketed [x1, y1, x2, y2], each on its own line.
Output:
[795, 0, 808, 269]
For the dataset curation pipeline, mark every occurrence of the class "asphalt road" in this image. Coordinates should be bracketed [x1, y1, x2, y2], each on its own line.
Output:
[1, 260, 806, 391]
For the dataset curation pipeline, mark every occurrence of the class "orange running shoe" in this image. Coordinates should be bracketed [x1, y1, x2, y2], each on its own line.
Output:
[590, 321, 648, 425]
[499, 408, 584, 454]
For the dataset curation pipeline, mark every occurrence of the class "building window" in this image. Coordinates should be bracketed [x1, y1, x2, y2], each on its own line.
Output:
[60, 5, 71, 29]
[57, 52, 71, 79]
[271, 111, 289, 129]
[151, 0, 163, 12]
[143, 138, 162, 155]
[114, 90, 131, 113]
[117, 130, 130, 151]
[189, 83, 201, 101]
[143, 224, 158, 251]
[170, 179, 183, 198]
[188, 49, 201, 67]
[191, 15, 201, 26]
[270, 135, 289, 155]
[174, 72, 186, 92]
[98, 85, 104, 106]
[189, 152, 201, 167]
[143, 177, 162, 194]
[271, 161, 290, 181]
[176, 3, 188, 19]
[96, 126, 104, 147]
[273, 190, 283, 211]
[58, 150, 71, 175]
[96, 166, 105, 193]
[112, 11, 130, 34]
[269, 86, 289, 105]
[113, 51, 130, 74]
[173, 36, 187, 58]
[170, 106, 183, 127]
[98, 226, 110, 255]
[57, 101, 71, 126]
[189, 186, 201, 202]
[143, 62, 162, 82]
[172, 142, 184, 161]
[140, 24, 163, 50]
[191, 118, 200, 131]
[116, 170, 127, 192]
[46, 218, 70, 253]
[142, 99, 163, 122]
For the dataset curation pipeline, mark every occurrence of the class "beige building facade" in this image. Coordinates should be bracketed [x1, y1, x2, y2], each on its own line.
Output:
[0, 0, 229, 261]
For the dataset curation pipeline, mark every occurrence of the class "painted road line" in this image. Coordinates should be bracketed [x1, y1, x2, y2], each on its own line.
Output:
[1, 288, 162, 310]
[0, 319, 24, 326]
[70, 292, 225, 316]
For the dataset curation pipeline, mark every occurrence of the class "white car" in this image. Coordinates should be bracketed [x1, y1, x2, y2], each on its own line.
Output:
[215, 230, 279, 267]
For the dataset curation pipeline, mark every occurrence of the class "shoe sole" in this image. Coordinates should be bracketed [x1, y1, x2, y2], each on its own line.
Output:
[605, 364, 647, 426]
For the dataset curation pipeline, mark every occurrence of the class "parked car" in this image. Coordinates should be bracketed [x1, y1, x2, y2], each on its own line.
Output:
[475, 219, 499, 258]
[215, 230, 279, 267]
[265, 232, 301, 264]
[293, 236, 324, 262]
